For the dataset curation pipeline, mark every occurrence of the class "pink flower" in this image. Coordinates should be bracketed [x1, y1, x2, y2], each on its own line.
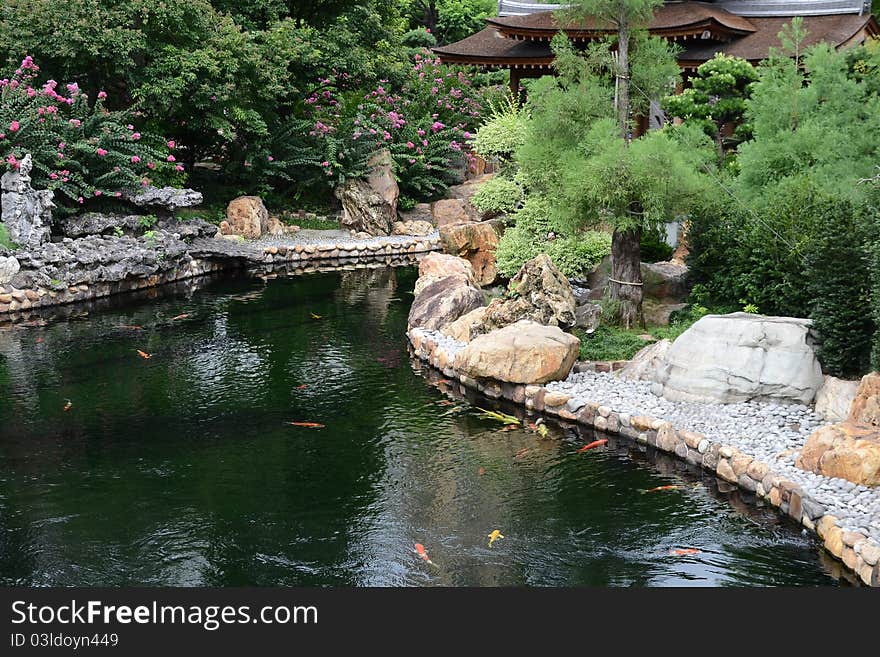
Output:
[131, 155, 140, 163]
[267, 155, 274, 161]
[6, 155, 17, 167]
[96, 148, 108, 156]
[406, 141, 415, 149]
[9, 121, 20, 132]
[131, 132, 141, 140]
[57, 153, 64, 159]
[126, 124, 134, 130]
[0, 134, 5, 140]
[321, 161, 330, 167]
[97, 91, 107, 100]
[94, 190, 102, 196]
[69, 119, 81, 127]
[167, 140, 175, 148]
[167, 155, 175, 162]
[66, 83, 79, 95]
[147, 162, 155, 170]
[115, 192, 122, 197]
[141, 178, 149, 186]
[431, 121, 445, 132]
[77, 196, 84, 204]
[175, 164, 184, 172]
[58, 142, 65, 150]
[49, 172, 58, 180]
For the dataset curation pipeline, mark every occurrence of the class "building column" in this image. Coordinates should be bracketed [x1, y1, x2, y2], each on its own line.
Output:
[509, 68, 521, 98]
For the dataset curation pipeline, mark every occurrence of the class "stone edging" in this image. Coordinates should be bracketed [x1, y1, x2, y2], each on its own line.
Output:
[407, 326, 880, 587]
[0, 235, 441, 317]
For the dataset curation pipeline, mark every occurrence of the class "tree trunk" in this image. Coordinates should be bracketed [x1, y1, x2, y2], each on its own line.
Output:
[617, 20, 630, 141]
[611, 226, 643, 329]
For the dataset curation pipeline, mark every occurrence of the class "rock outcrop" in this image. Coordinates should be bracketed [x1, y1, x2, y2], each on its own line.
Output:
[453, 320, 580, 384]
[335, 178, 395, 236]
[617, 339, 672, 382]
[125, 186, 203, 212]
[413, 252, 477, 296]
[393, 220, 434, 237]
[407, 275, 484, 331]
[797, 423, 880, 486]
[848, 372, 880, 427]
[439, 219, 501, 286]
[471, 254, 576, 338]
[651, 313, 824, 405]
[441, 307, 488, 343]
[431, 198, 477, 229]
[1, 154, 53, 248]
[815, 376, 861, 423]
[227, 196, 269, 240]
[0, 255, 20, 285]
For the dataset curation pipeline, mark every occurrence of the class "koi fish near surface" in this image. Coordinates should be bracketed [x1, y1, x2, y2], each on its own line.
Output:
[576, 439, 608, 453]
[414, 543, 435, 566]
[35, 337, 44, 344]
[670, 548, 701, 556]
[487, 530, 504, 548]
[63, 400, 72, 412]
[310, 312, 322, 319]
[171, 314, 190, 321]
[295, 384, 308, 390]
[288, 422, 325, 429]
[642, 485, 682, 494]
[136, 350, 152, 359]
[478, 467, 486, 476]
[514, 448, 530, 459]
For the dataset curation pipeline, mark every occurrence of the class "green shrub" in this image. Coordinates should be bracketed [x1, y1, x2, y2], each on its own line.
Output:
[471, 93, 530, 162]
[494, 196, 611, 278]
[0, 224, 15, 250]
[575, 326, 652, 361]
[803, 198, 874, 378]
[469, 176, 523, 215]
[402, 28, 436, 49]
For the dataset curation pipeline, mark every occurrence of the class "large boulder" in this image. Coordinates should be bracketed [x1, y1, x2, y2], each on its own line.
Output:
[617, 339, 672, 382]
[414, 253, 477, 296]
[796, 423, 880, 487]
[366, 150, 398, 216]
[399, 202, 433, 225]
[453, 320, 580, 384]
[335, 178, 395, 236]
[439, 219, 501, 286]
[431, 198, 478, 229]
[848, 372, 880, 427]
[815, 375, 860, 422]
[651, 313, 824, 405]
[227, 196, 269, 239]
[58, 213, 144, 238]
[471, 254, 576, 338]
[587, 256, 689, 305]
[441, 307, 488, 343]
[407, 275, 484, 331]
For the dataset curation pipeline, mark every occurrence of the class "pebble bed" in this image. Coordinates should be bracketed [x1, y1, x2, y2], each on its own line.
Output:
[544, 371, 880, 543]
[257, 229, 440, 248]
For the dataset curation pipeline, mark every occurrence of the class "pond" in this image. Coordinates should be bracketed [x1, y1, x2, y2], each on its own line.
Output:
[0, 266, 843, 586]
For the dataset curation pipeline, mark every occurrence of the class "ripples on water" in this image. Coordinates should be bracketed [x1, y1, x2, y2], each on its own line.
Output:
[0, 267, 846, 587]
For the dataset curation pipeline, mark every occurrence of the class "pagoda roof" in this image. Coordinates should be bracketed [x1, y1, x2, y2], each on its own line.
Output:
[433, 27, 554, 67]
[487, 3, 759, 39]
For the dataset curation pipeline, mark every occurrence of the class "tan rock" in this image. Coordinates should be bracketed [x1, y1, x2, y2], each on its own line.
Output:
[441, 307, 488, 343]
[415, 253, 477, 296]
[656, 424, 678, 452]
[824, 525, 844, 559]
[746, 460, 769, 482]
[716, 458, 736, 483]
[796, 422, 880, 486]
[408, 276, 484, 331]
[219, 220, 232, 235]
[849, 372, 880, 426]
[816, 515, 838, 540]
[453, 320, 580, 385]
[431, 198, 476, 228]
[439, 220, 501, 286]
[616, 339, 672, 382]
[815, 375, 860, 422]
[392, 220, 434, 237]
[226, 196, 269, 239]
[266, 217, 285, 237]
[366, 149, 398, 213]
[543, 391, 570, 408]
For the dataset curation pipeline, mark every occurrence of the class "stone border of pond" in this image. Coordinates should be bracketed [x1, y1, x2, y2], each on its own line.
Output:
[0, 234, 441, 319]
[407, 326, 880, 587]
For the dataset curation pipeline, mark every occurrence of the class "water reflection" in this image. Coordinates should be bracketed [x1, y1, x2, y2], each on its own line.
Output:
[0, 267, 845, 587]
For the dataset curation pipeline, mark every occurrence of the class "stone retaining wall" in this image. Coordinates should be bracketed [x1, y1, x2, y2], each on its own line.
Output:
[408, 326, 880, 587]
[0, 235, 440, 319]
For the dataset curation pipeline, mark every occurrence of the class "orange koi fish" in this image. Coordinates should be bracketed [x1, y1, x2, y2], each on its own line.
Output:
[295, 384, 308, 390]
[414, 543, 435, 566]
[514, 448, 530, 459]
[499, 424, 519, 433]
[35, 337, 44, 344]
[437, 379, 452, 385]
[63, 400, 72, 412]
[670, 548, 701, 556]
[137, 350, 152, 359]
[288, 422, 325, 428]
[478, 467, 486, 476]
[642, 485, 681, 494]
[487, 530, 504, 548]
[576, 439, 608, 453]
[171, 313, 190, 321]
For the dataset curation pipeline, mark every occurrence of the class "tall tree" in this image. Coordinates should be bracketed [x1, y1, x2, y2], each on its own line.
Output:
[556, 0, 665, 327]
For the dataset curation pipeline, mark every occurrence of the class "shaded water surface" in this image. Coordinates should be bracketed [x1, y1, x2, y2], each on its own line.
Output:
[0, 267, 841, 586]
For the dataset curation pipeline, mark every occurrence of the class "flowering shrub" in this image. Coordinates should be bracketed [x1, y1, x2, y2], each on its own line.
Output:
[267, 51, 486, 201]
[0, 56, 182, 207]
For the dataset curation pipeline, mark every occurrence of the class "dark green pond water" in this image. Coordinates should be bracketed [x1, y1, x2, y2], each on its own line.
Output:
[0, 266, 844, 586]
